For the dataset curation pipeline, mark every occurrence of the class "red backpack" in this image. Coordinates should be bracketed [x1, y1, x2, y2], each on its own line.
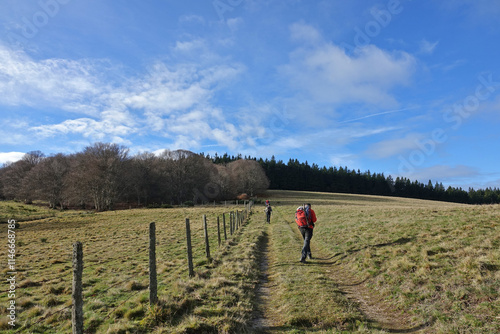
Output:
[295, 207, 309, 228]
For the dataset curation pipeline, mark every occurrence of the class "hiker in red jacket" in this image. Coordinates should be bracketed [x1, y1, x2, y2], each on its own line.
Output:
[296, 203, 317, 263]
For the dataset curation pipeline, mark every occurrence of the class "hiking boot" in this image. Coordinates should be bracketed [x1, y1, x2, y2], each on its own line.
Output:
[299, 257, 306, 263]
[307, 253, 313, 260]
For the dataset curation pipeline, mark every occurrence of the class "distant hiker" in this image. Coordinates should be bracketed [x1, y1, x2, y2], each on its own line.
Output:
[264, 204, 272, 223]
[295, 203, 317, 263]
[265, 200, 270, 206]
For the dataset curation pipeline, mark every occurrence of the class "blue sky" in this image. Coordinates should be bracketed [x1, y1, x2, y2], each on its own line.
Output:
[1, 0, 500, 189]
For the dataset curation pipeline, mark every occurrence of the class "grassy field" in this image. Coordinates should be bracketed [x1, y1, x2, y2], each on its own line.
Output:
[262, 191, 500, 333]
[0, 191, 499, 333]
[0, 202, 262, 333]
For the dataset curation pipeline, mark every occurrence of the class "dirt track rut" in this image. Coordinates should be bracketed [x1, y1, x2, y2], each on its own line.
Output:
[251, 228, 274, 333]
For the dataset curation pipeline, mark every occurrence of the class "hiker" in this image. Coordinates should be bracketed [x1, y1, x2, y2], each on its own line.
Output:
[264, 204, 272, 223]
[295, 203, 317, 263]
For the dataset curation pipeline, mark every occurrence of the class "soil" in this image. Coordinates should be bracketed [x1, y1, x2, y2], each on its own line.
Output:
[251, 230, 274, 333]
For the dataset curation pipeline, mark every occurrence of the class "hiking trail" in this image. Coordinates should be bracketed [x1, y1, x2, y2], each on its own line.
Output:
[251, 226, 274, 333]
[300, 227, 430, 333]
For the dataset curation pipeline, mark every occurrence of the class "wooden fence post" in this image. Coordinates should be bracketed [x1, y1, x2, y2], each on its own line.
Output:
[185, 218, 194, 277]
[217, 216, 221, 247]
[236, 211, 239, 230]
[230, 212, 234, 235]
[149, 222, 158, 305]
[203, 215, 211, 260]
[223, 213, 227, 241]
[72, 241, 83, 334]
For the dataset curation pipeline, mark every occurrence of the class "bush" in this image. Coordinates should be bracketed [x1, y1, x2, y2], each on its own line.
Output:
[182, 201, 194, 207]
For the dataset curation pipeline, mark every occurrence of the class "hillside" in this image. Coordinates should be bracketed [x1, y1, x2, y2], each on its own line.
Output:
[1, 191, 498, 333]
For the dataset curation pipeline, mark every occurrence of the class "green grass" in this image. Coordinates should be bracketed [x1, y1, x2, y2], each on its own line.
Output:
[262, 190, 500, 333]
[0, 203, 259, 333]
[1, 192, 499, 333]
[0, 201, 58, 223]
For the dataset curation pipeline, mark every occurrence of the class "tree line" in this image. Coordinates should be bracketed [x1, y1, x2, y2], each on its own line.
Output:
[207, 153, 500, 205]
[2, 145, 498, 210]
[0, 143, 269, 210]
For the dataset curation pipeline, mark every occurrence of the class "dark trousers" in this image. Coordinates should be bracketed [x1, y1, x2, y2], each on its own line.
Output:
[299, 227, 313, 259]
[266, 212, 271, 223]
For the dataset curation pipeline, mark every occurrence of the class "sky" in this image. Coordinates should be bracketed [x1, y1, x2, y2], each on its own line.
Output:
[1, 0, 499, 190]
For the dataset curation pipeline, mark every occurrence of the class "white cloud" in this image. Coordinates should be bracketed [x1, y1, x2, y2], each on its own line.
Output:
[179, 14, 206, 25]
[32, 117, 135, 141]
[329, 153, 360, 170]
[174, 39, 206, 53]
[367, 133, 425, 158]
[281, 26, 417, 108]
[419, 39, 439, 55]
[0, 43, 246, 147]
[0, 44, 101, 111]
[0, 152, 25, 165]
[227, 17, 244, 31]
[431, 59, 466, 72]
[289, 21, 322, 44]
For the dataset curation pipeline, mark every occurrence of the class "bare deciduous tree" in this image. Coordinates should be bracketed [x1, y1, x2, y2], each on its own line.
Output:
[228, 159, 269, 196]
[69, 143, 129, 211]
[2, 151, 45, 203]
[160, 150, 211, 204]
[24, 154, 70, 208]
[210, 164, 236, 200]
[0, 145, 270, 209]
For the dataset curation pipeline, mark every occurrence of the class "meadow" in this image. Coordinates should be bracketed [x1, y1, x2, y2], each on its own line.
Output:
[0, 202, 262, 333]
[262, 191, 500, 333]
[0, 191, 499, 333]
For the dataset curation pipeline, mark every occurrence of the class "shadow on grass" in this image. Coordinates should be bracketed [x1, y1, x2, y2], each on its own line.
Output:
[267, 237, 414, 269]
[314, 237, 415, 263]
[251, 318, 433, 333]
[368, 319, 435, 334]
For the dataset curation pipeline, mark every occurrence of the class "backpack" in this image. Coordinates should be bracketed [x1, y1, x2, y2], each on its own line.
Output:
[295, 206, 309, 228]
[304, 206, 311, 223]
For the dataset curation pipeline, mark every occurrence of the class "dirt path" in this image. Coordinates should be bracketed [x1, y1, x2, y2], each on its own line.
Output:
[330, 264, 427, 333]
[251, 227, 274, 333]
[250, 212, 430, 333]
[308, 238, 430, 333]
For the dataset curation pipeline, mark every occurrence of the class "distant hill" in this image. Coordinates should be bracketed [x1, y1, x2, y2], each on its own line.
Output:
[205, 153, 500, 205]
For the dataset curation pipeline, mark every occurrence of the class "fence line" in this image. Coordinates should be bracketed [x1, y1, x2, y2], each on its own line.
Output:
[66, 201, 253, 332]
